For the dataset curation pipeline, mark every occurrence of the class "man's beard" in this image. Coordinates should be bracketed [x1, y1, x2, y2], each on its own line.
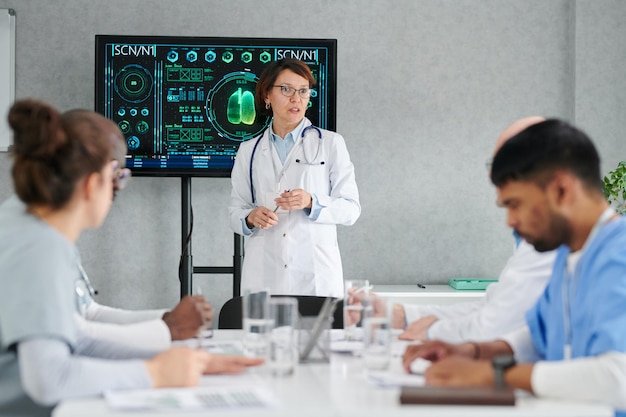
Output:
[517, 212, 570, 252]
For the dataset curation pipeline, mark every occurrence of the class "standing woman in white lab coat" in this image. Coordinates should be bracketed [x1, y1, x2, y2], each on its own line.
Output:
[229, 59, 360, 297]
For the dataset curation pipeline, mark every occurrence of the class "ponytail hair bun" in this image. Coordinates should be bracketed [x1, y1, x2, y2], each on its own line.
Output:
[8, 99, 116, 208]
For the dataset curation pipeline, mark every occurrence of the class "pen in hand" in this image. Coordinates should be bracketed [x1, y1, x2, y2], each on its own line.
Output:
[354, 283, 374, 294]
[273, 189, 290, 212]
[193, 286, 213, 348]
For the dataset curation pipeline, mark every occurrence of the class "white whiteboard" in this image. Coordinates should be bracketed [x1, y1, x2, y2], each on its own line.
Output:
[0, 9, 15, 152]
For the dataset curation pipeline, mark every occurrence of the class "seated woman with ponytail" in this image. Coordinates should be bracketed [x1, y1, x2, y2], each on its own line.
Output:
[0, 99, 261, 417]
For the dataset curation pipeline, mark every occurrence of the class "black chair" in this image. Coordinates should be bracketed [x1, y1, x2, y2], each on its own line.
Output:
[218, 295, 344, 329]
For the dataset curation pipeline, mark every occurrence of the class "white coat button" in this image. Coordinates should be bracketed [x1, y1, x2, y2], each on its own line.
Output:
[284, 264, 288, 268]
[283, 233, 286, 237]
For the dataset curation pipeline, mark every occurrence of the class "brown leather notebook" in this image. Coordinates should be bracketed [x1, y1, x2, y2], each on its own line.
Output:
[400, 386, 516, 406]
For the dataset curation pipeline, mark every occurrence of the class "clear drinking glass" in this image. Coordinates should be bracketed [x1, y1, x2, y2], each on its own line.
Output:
[269, 297, 298, 376]
[242, 289, 272, 359]
[362, 296, 392, 371]
[194, 285, 213, 348]
[343, 279, 371, 341]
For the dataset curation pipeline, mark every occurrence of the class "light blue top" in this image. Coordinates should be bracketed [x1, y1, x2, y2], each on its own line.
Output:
[0, 196, 79, 416]
[0, 196, 149, 417]
[526, 216, 626, 417]
[269, 118, 305, 164]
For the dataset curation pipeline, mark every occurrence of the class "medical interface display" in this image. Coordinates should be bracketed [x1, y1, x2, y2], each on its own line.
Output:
[94, 35, 337, 177]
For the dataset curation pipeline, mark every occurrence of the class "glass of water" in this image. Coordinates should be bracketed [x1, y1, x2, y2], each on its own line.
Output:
[343, 279, 371, 341]
[362, 296, 393, 371]
[242, 289, 272, 359]
[194, 286, 213, 348]
[269, 297, 298, 376]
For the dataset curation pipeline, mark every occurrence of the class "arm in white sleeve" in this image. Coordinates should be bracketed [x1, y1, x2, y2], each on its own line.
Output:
[532, 352, 626, 411]
[403, 300, 483, 325]
[75, 315, 168, 357]
[312, 132, 360, 226]
[81, 303, 172, 352]
[426, 241, 556, 343]
[304, 193, 323, 220]
[228, 139, 256, 235]
[18, 338, 151, 406]
[85, 301, 168, 324]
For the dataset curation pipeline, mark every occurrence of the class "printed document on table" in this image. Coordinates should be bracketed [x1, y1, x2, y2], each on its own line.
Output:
[330, 332, 419, 357]
[365, 359, 426, 388]
[105, 385, 278, 412]
[174, 338, 245, 355]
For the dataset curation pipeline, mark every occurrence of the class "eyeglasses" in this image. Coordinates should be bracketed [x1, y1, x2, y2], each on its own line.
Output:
[272, 85, 312, 98]
[111, 160, 132, 192]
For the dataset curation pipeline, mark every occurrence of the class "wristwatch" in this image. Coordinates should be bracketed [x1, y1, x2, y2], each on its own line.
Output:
[492, 354, 516, 388]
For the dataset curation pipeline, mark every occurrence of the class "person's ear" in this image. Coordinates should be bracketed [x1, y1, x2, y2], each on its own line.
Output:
[82, 171, 103, 202]
[548, 171, 574, 207]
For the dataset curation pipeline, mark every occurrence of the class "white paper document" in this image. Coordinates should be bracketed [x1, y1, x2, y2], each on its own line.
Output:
[366, 369, 426, 388]
[199, 340, 244, 355]
[363, 355, 427, 388]
[105, 385, 278, 412]
[330, 334, 418, 357]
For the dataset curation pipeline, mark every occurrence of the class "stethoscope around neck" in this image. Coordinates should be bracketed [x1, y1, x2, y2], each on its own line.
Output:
[77, 262, 98, 297]
[249, 124, 324, 204]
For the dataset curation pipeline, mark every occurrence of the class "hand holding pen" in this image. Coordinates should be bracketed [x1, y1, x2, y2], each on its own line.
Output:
[274, 188, 312, 211]
[273, 189, 290, 213]
[193, 286, 213, 348]
[162, 294, 213, 342]
[346, 282, 374, 304]
[246, 206, 278, 230]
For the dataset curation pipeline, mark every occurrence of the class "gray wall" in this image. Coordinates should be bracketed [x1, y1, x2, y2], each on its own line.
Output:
[0, 0, 624, 319]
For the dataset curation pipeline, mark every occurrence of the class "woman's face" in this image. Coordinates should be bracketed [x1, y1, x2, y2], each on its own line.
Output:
[265, 69, 310, 131]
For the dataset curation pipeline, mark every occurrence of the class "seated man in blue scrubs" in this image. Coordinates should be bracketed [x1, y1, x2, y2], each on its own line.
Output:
[403, 118, 626, 415]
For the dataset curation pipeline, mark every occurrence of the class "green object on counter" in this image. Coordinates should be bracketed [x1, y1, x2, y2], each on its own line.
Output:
[448, 278, 498, 290]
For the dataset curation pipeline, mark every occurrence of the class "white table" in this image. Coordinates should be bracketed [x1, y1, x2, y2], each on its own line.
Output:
[375, 284, 486, 305]
[53, 331, 613, 417]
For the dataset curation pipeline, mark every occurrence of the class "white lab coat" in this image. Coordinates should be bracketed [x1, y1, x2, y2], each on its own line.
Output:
[79, 301, 170, 355]
[403, 239, 557, 343]
[229, 118, 360, 297]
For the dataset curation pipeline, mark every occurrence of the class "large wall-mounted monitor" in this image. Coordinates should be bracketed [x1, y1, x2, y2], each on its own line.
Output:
[95, 35, 337, 177]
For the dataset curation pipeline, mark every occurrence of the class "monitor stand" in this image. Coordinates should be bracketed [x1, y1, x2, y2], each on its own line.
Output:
[179, 176, 243, 299]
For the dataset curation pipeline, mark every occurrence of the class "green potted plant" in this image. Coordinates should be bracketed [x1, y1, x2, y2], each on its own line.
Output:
[603, 161, 626, 215]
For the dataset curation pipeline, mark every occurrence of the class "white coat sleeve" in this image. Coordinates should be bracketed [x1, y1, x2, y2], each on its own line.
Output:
[76, 314, 171, 354]
[85, 301, 168, 324]
[229, 140, 256, 235]
[313, 133, 361, 226]
[426, 242, 557, 343]
[532, 352, 626, 411]
[403, 300, 483, 325]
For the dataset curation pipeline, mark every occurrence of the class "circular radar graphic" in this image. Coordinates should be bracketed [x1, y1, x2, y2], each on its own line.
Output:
[206, 71, 269, 141]
[114, 64, 154, 103]
[127, 136, 140, 150]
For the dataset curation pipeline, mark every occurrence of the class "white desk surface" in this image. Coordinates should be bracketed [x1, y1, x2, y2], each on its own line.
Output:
[53, 331, 612, 417]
